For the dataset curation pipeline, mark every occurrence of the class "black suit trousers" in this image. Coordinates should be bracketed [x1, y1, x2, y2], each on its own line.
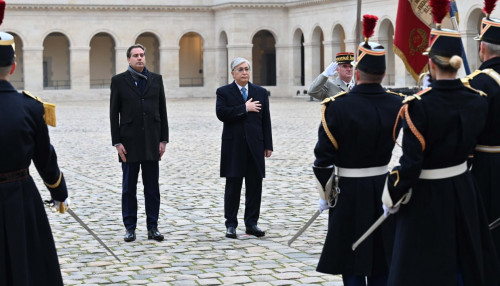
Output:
[224, 144, 263, 228]
[121, 161, 160, 230]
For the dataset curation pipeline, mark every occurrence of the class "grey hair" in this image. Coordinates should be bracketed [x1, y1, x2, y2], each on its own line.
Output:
[230, 57, 251, 71]
[483, 41, 500, 57]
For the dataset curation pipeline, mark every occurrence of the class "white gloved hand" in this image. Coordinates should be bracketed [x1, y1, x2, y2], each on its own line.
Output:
[319, 197, 330, 213]
[322, 62, 338, 77]
[382, 204, 399, 217]
[53, 199, 70, 214]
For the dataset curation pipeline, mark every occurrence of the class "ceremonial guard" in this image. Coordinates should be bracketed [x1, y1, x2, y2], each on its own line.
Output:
[462, 0, 500, 263]
[0, 2, 69, 284]
[308, 52, 355, 101]
[382, 2, 500, 285]
[313, 15, 403, 286]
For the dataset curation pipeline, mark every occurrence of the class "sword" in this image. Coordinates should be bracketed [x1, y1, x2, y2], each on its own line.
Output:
[45, 200, 121, 262]
[352, 189, 412, 251]
[288, 210, 321, 246]
[490, 217, 500, 230]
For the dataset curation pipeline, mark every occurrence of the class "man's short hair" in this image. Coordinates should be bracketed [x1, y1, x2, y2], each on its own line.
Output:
[230, 57, 251, 71]
[483, 41, 500, 57]
[357, 69, 384, 83]
[127, 44, 146, 58]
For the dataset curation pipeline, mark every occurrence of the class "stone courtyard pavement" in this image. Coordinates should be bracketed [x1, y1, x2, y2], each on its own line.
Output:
[31, 96, 402, 285]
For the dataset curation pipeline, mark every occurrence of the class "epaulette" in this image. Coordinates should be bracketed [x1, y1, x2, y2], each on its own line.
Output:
[482, 68, 500, 86]
[23, 91, 56, 127]
[321, 91, 347, 105]
[465, 85, 487, 97]
[402, 87, 431, 104]
[462, 69, 500, 87]
[386, 89, 405, 97]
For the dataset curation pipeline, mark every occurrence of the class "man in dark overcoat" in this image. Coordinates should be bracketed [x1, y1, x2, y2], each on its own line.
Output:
[0, 31, 69, 285]
[216, 57, 273, 239]
[313, 24, 403, 285]
[462, 12, 500, 263]
[110, 43, 169, 242]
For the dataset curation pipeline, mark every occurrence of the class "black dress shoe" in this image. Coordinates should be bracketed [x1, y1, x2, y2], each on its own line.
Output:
[226, 226, 237, 239]
[124, 229, 136, 242]
[148, 227, 164, 241]
[246, 225, 265, 237]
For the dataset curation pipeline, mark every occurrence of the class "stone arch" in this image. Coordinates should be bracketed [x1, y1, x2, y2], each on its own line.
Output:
[332, 24, 346, 57]
[465, 8, 484, 71]
[252, 29, 276, 86]
[312, 26, 324, 75]
[218, 31, 229, 85]
[89, 32, 116, 88]
[292, 28, 305, 86]
[136, 32, 160, 74]
[179, 32, 204, 87]
[378, 18, 395, 85]
[43, 32, 71, 89]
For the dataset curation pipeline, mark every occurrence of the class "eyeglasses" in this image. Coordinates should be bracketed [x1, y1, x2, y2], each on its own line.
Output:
[234, 67, 250, 73]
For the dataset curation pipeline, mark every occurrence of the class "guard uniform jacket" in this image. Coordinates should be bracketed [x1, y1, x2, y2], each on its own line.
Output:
[314, 83, 403, 276]
[0, 80, 67, 285]
[465, 57, 500, 263]
[386, 79, 500, 286]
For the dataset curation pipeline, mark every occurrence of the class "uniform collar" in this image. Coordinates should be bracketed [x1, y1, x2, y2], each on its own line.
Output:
[0, 80, 17, 92]
[478, 57, 500, 70]
[349, 83, 384, 94]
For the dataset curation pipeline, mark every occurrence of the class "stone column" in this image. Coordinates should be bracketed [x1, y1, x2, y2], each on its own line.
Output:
[275, 44, 289, 88]
[70, 46, 90, 91]
[161, 45, 180, 90]
[323, 40, 334, 66]
[345, 38, 358, 56]
[203, 45, 218, 93]
[115, 47, 128, 75]
[23, 46, 44, 92]
[303, 41, 319, 87]
[215, 46, 229, 86]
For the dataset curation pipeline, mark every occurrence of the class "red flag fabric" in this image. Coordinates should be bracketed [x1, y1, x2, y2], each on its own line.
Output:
[393, 0, 431, 81]
[394, 0, 458, 80]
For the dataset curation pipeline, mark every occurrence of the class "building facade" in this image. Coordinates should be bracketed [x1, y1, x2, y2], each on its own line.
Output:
[2, 0, 495, 99]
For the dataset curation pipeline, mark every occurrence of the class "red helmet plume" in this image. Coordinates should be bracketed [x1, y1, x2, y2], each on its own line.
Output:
[362, 14, 378, 44]
[0, 1, 5, 26]
[429, 0, 451, 27]
[483, 0, 498, 18]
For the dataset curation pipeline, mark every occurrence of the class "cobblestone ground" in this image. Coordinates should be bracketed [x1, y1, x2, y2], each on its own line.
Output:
[31, 96, 402, 285]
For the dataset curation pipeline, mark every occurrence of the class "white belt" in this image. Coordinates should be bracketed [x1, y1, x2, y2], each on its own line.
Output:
[419, 162, 467, 180]
[337, 165, 388, 178]
[475, 145, 500, 153]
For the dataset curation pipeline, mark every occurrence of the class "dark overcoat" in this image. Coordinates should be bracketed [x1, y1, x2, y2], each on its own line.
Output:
[314, 83, 403, 276]
[110, 70, 169, 162]
[467, 57, 500, 262]
[0, 80, 68, 285]
[216, 81, 273, 178]
[387, 79, 500, 286]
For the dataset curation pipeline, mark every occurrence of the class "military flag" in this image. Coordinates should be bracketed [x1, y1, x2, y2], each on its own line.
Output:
[393, 0, 458, 80]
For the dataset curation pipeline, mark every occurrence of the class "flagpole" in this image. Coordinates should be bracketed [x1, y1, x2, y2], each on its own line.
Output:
[449, 2, 471, 74]
[356, 0, 362, 45]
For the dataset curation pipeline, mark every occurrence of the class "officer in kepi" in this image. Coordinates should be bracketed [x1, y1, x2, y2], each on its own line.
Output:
[308, 52, 355, 101]
[0, 28, 69, 285]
